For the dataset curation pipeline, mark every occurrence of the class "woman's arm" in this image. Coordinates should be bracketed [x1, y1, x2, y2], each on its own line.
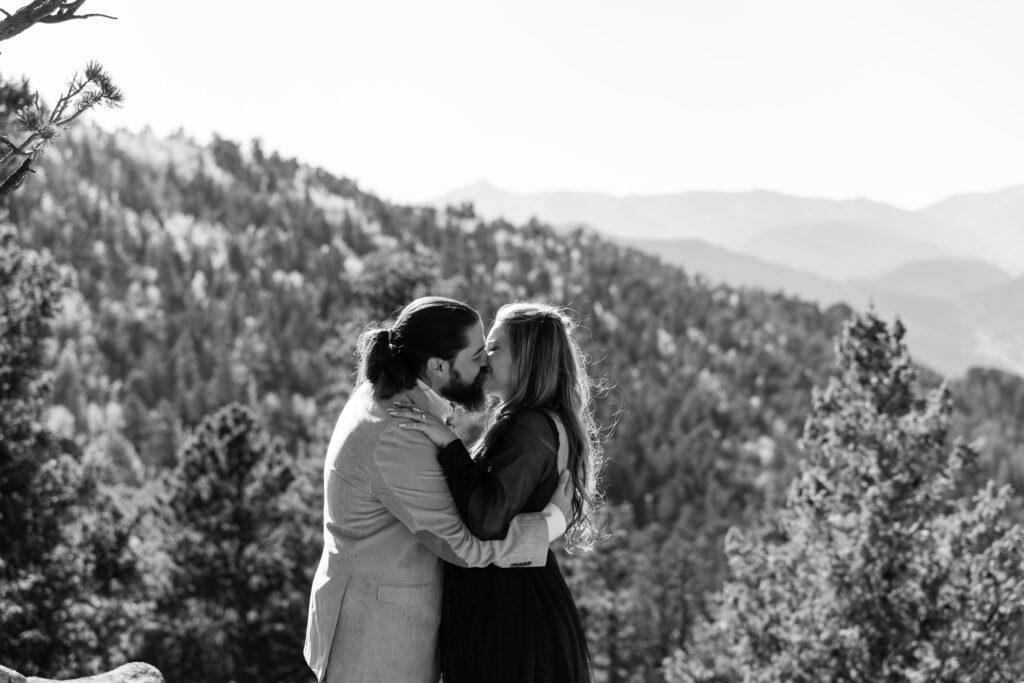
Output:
[436, 412, 557, 540]
[389, 405, 559, 540]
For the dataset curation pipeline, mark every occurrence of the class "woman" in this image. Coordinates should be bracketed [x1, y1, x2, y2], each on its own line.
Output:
[389, 302, 603, 683]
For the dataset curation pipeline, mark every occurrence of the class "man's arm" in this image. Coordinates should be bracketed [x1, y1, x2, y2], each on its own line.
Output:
[369, 422, 548, 568]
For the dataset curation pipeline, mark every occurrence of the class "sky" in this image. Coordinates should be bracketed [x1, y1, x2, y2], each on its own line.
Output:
[3, 0, 1023, 210]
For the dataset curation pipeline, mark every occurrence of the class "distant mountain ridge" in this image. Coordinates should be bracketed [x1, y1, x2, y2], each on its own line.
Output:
[436, 181, 1024, 275]
[620, 237, 856, 304]
[437, 181, 1024, 377]
[618, 239, 1024, 376]
[919, 186, 1024, 271]
[851, 259, 1014, 300]
[743, 221, 950, 280]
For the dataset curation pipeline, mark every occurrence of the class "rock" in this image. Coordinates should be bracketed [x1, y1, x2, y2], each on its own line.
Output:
[0, 663, 28, 683]
[0, 663, 163, 683]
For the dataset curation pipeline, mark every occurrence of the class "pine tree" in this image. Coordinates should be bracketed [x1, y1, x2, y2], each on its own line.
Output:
[668, 311, 1024, 682]
[352, 248, 440, 320]
[0, 231, 71, 667]
[0, 229, 147, 677]
[146, 403, 314, 683]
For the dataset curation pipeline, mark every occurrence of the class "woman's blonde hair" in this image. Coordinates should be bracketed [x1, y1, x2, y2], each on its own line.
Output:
[473, 302, 605, 552]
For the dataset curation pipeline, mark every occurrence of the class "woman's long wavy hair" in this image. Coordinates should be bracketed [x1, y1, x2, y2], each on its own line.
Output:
[472, 302, 605, 553]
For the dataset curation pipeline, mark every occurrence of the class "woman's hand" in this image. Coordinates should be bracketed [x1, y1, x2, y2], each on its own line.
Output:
[388, 401, 459, 448]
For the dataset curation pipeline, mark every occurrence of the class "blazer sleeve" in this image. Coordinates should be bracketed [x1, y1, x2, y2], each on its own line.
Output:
[437, 410, 558, 541]
[369, 422, 548, 568]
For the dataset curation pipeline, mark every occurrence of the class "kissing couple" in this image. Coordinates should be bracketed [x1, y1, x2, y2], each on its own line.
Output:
[304, 296, 603, 683]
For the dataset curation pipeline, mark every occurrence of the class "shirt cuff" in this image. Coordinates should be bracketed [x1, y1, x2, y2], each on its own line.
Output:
[541, 503, 567, 543]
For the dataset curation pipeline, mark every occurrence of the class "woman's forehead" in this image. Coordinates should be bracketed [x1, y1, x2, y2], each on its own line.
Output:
[486, 321, 508, 341]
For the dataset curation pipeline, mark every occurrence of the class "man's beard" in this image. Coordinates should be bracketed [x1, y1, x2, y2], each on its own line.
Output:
[440, 367, 488, 412]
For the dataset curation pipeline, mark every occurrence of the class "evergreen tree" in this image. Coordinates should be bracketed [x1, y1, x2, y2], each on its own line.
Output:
[0, 230, 147, 677]
[669, 312, 1024, 682]
[146, 403, 314, 683]
[352, 248, 440, 320]
[0, 230, 70, 670]
[50, 343, 85, 425]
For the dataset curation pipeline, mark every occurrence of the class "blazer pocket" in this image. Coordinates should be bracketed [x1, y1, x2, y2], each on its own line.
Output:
[376, 581, 438, 608]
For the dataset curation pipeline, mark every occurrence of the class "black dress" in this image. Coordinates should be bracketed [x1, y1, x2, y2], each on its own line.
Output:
[437, 409, 592, 683]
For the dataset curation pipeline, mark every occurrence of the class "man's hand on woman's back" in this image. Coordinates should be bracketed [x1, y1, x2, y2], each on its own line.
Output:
[543, 471, 573, 541]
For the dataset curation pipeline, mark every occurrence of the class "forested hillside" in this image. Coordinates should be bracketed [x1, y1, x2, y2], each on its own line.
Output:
[6, 121, 1024, 682]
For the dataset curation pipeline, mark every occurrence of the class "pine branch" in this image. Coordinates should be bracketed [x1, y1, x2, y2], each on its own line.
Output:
[0, 0, 115, 42]
[0, 60, 121, 195]
[0, 4, 122, 200]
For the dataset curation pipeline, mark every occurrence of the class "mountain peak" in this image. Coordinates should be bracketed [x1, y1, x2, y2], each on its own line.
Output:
[450, 178, 502, 195]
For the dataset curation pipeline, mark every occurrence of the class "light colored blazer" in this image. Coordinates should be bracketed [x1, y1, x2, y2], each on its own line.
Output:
[304, 383, 549, 683]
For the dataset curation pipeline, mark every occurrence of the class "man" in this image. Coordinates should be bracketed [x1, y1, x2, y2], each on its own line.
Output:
[305, 296, 572, 683]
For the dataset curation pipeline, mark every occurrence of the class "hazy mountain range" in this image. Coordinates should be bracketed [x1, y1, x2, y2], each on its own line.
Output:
[435, 181, 1024, 377]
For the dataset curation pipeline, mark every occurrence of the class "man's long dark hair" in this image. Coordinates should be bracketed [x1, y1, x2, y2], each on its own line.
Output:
[357, 296, 480, 400]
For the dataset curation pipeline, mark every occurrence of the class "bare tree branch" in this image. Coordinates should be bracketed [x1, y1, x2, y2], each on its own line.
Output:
[0, 130, 38, 166]
[40, 12, 116, 21]
[0, 0, 115, 42]
[0, 155, 33, 197]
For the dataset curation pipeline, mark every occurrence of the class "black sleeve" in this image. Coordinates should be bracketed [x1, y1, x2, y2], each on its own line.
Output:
[437, 410, 558, 540]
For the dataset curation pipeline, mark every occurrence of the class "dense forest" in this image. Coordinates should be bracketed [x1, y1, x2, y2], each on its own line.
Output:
[4, 98, 1024, 681]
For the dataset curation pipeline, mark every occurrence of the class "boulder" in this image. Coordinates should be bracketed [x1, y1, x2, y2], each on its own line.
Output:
[0, 664, 27, 683]
[0, 663, 163, 683]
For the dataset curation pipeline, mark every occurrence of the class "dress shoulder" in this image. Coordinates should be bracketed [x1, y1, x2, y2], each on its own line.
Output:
[507, 409, 559, 449]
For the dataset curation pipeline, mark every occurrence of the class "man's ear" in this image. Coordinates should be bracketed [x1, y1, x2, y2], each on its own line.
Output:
[424, 356, 449, 382]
